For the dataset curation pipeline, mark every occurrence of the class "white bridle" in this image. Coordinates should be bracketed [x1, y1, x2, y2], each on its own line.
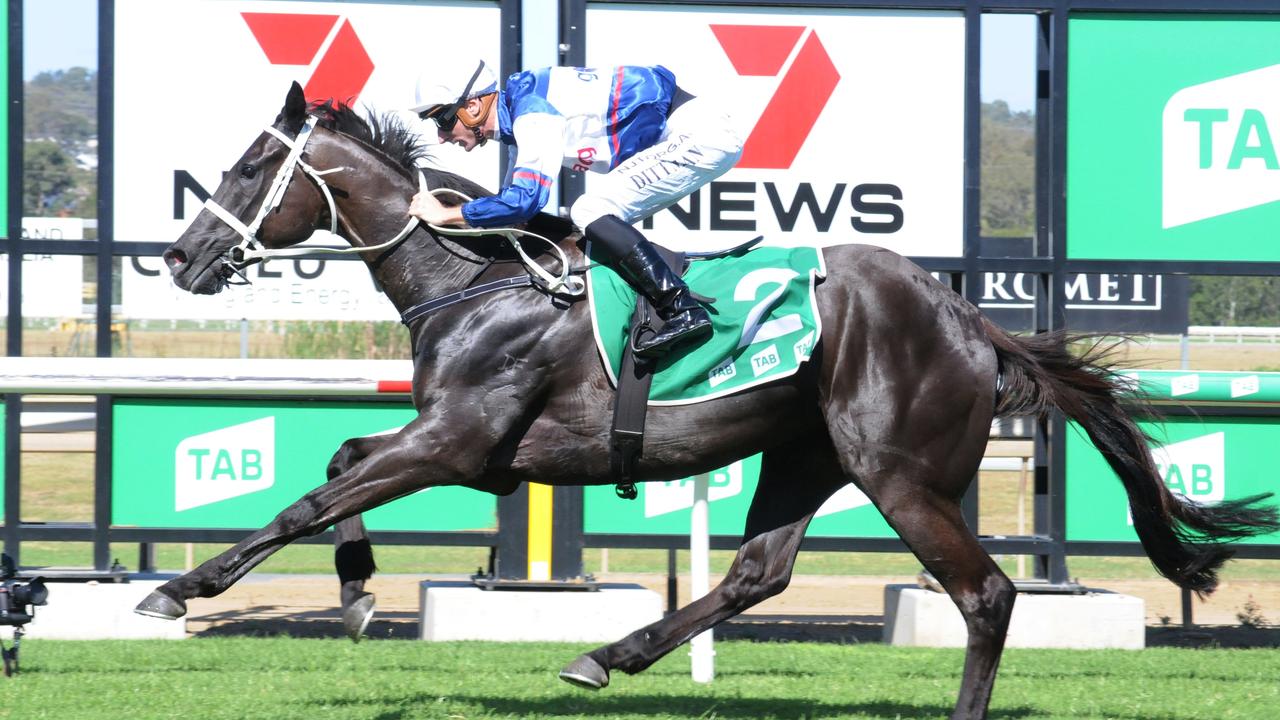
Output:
[201, 115, 349, 266]
[200, 113, 583, 297]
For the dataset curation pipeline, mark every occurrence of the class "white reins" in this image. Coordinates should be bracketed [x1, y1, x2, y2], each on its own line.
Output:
[200, 114, 583, 297]
[423, 186, 585, 297]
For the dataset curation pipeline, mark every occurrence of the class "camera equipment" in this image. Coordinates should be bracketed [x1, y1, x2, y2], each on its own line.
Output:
[1, 553, 48, 677]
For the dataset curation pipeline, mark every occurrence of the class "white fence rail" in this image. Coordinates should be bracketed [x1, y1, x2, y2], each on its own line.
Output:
[1187, 326, 1280, 343]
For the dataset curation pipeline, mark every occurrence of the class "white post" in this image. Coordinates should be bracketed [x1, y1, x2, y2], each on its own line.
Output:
[689, 473, 714, 683]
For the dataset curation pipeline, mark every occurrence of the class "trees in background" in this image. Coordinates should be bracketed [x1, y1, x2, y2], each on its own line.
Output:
[24, 67, 97, 216]
[980, 99, 1035, 238]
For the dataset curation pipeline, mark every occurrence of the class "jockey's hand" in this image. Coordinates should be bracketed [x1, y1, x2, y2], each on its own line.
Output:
[409, 191, 465, 227]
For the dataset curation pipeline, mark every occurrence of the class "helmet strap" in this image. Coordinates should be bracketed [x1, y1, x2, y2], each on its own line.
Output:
[459, 94, 497, 146]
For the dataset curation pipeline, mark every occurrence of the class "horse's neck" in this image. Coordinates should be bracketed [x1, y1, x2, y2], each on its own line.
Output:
[329, 165, 478, 317]
[320, 136, 579, 321]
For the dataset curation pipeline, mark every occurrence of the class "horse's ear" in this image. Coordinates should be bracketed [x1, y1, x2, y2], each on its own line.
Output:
[281, 81, 307, 132]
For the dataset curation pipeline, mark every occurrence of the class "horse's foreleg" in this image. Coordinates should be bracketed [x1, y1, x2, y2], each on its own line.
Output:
[135, 416, 479, 620]
[561, 438, 845, 689]
[327, 434, 391, 641]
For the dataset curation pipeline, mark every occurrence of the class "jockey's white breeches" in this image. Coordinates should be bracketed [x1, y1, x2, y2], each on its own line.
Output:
[569, 96, 743, 248]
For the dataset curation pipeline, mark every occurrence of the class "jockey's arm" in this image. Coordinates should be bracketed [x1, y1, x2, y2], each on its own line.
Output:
[459, 109, 566, 229]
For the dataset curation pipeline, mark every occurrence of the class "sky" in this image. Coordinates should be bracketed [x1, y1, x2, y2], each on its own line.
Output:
[22, 0, 1037, 111]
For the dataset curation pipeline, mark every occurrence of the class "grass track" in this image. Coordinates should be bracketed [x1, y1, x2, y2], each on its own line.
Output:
[1, 639, 1277, 720]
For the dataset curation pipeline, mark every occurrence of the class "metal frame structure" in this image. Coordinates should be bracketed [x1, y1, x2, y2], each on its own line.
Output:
[2, 0, 1279, 583]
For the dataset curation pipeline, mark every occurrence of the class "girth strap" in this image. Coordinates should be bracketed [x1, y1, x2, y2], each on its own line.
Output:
[610, 245, 686, 500]
[399, 274, 535, 326]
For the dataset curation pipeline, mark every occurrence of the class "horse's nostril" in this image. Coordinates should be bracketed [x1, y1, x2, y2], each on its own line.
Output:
[164, 248, 187, 269]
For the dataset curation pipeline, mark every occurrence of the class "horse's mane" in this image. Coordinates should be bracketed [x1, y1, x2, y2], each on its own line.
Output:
[303, 100, 578, 241]
[305, 100, 495, 201]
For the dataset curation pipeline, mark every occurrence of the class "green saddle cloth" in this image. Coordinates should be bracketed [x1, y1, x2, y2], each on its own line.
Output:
[587, 244, 827, 405]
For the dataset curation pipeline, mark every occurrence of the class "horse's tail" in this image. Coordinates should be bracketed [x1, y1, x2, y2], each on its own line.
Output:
[982, 318, 1280, 594]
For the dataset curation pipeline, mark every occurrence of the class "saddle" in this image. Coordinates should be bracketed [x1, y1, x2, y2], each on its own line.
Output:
[609, 236, 762, 499]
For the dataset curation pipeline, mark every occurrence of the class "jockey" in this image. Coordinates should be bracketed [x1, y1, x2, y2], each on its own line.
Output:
[407, 59, 743, 357]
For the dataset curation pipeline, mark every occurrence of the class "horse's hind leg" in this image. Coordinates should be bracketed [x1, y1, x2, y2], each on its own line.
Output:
[560, 436, 846, 689]
[829, 399, 1011, 718]
[326, 434, 391, 641]
[873, 477, 1013, 720]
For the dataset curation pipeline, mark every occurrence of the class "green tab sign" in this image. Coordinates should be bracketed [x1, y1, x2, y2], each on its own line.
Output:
[112, 399, 495, 531]
[1067, 416, 1280, 544]
[1122, 369, 1280, 404]
[583, 454, 895, 539]
[1069, 14, 1280, 261]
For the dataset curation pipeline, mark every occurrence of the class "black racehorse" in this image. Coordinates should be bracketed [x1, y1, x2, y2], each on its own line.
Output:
[140, 83, 1278, 719]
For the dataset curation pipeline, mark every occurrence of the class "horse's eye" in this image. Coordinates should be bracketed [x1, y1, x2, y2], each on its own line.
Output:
[240, 164, 257, 179]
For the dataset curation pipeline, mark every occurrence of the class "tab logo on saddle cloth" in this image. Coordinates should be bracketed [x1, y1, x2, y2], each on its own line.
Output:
[174, 417, 276, 511]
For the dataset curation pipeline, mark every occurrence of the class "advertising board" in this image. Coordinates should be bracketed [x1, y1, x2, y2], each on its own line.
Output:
[585, 5, 965, 257]
[0, 219, 87, 318]
[1069, 14, 1280, 261]
[1067, 414, 1280, 545]
[978, 272, 1190, 334]
[584, 454, 896, 539]
[113, 0, 502, 321]
[111, 398, 496, 532]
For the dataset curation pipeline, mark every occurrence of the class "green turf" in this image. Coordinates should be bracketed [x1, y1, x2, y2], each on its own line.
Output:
[1, 639, 1276, 719]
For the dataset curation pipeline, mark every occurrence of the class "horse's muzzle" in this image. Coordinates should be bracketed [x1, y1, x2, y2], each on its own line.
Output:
[163, 247, 187, 271]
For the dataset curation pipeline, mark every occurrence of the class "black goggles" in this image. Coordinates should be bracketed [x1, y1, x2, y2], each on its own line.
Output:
[419, 61, 487, 132]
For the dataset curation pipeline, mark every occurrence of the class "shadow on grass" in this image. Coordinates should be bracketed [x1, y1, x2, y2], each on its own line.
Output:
[303, 691, 1041, 720]
[190, 606, 420, 640]
[189, 609, 889, 644]
[189, 607, 1280, 651]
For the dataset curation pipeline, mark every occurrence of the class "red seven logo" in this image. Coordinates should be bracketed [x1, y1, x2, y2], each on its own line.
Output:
[242, 13, 374, 105]
[710, 25, 841, 170]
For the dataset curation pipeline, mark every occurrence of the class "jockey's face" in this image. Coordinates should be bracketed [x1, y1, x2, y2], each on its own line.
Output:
[436, 96, 493, 152]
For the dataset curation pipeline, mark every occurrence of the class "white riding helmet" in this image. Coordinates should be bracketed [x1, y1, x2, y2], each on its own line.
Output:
[409, 58, 499, 117]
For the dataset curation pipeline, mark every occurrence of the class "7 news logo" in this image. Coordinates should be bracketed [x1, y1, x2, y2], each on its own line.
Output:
[642, 24, 906, 237]
[171, 11, 375, 224]
[710, 24, 840, 170]
[241, 12, 373, 105]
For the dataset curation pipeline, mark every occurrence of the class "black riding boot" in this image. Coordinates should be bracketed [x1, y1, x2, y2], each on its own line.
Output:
[585, 215, 712, 357]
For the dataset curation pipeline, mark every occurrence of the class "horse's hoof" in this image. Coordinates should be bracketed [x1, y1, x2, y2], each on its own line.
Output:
[343, 592, 376, 643]
[559, 654, 609, 690]
[134, 590, 187, 620]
